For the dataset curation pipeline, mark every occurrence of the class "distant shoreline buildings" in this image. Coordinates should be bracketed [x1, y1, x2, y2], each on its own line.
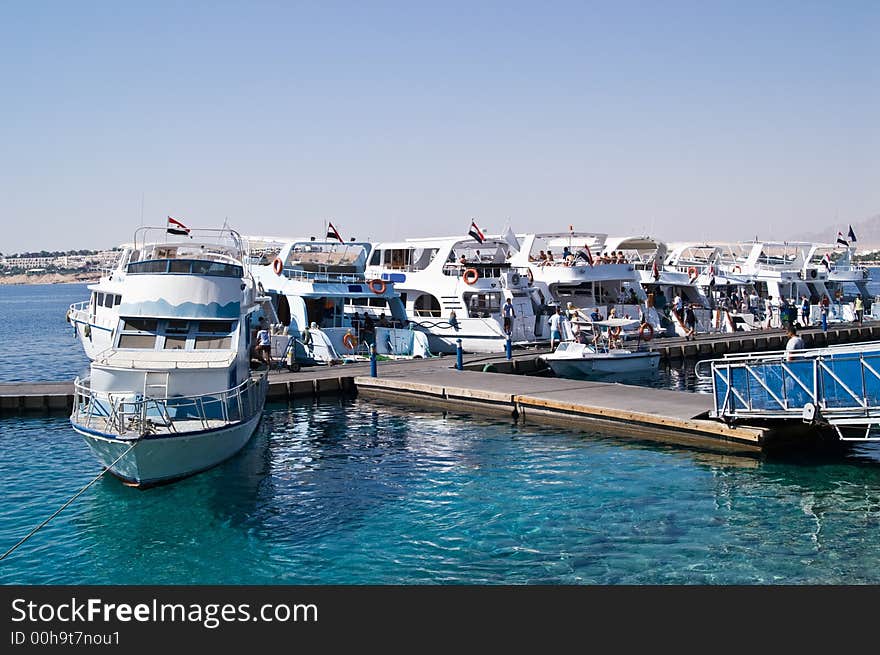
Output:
[0, 249, 121, 274]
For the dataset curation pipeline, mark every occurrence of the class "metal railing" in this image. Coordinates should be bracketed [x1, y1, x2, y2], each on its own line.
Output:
[72, 374, 267, 438]
[707, 345, 880, 439]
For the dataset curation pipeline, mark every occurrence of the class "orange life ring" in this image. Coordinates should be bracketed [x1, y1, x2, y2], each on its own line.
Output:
[609, 326, 622, 337]
[526, 268, 534, 285]
[732, 265, 742, 274]
[463, 268, 479, 285]
[272, 257, 284, 275]
[639, 322, 654, 341]
[342, 332, 358, 350]
[687, 266, 698, 279]
[369, 279, 386, 294]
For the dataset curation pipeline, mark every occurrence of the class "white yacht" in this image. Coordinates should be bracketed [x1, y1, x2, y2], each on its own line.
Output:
[69, 226, 267, 487]
[247, 238, 431, 365]
[365, 235, 545, 353]
[603, 235, 711, 337]
[507, 232, 648, 320]
[719, 240, 871, 325]
[666, 242, 760, 332]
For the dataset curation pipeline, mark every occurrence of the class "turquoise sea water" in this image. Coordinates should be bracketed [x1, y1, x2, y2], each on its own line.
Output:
[2, 283, 880, 584]
[3, 400, 880, 585]
[0, 283, 90, 383]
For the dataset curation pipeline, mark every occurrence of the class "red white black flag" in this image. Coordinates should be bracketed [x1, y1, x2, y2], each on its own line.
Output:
[167, 216, 190, 236]
[468, 219, 485, 244]
[326, 222, 343, 243]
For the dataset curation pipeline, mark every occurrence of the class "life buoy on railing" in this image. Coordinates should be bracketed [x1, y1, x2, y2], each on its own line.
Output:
[368, 279, 386, 294]
[687, 266, 698, 280]
[526, 268, 534, 286]
[732, 265, 742, 274]
[342, 331, 358, 351]
[272, 257, 284, 275]
[639, 322, 654, 341]
[463, 268, 479, 285]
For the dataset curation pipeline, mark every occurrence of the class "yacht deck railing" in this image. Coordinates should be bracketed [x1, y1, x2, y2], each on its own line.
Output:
[72, 374, 267, 438]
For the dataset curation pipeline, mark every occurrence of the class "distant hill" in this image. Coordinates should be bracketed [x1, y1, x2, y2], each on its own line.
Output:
[794, 213, 880, 251]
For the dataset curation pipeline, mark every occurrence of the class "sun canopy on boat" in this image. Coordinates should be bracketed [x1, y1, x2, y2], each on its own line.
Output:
[591, 318, 641, 329]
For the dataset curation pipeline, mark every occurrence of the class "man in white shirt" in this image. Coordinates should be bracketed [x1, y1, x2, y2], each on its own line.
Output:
[548, 306, 563, 349]
[785, 326, 805, 361]
[764, 296, 774, 329]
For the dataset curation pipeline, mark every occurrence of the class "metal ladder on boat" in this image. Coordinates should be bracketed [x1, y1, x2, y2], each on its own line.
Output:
[142, 371, 176, 433]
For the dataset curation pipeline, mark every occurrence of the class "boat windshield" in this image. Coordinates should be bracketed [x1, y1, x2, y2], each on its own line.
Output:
[127, 259, 243, 277]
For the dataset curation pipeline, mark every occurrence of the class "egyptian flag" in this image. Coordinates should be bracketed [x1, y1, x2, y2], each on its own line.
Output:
[167, 216, 190, 236]
[326, 222, 343, 243]
[583, 244, 594, 266]
[848, 225, 857, 243]
[652, 258, 660, 280]
[821, 252, 832, 269]
[836, 231, 849, 247]
[468, 219, 485, 244]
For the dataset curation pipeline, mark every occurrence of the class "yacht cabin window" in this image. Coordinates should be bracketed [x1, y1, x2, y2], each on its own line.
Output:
[464, 292, 501, 318]
[116, 318, 236, 351]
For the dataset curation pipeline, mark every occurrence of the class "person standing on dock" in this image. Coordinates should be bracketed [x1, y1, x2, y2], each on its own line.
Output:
[785, 326, 805, 361]
[800, 296, 810, 327]
[548, 306, 563, 349]
[764, 295, 774, 329]
[684, 303, 697, 340]
[502, 297, 516, 336]
[256, 319, 272, 367]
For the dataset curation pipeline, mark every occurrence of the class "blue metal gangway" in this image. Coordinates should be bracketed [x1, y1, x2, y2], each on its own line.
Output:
[697, 342, 880, 440]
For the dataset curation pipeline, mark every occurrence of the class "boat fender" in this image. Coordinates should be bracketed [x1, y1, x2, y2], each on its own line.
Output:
[342, 331, 358, 350]
[463, 268, 479, 285]
[639, 322, 654, 341]
[369, 279, 387, 294]
[272, 257, 284, 275]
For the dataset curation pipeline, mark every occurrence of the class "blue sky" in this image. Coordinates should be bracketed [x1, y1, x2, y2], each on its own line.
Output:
[1, 1, 877, 252]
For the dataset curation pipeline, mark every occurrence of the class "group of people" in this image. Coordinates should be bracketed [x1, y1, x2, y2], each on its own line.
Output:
[528, 248, 631, 268]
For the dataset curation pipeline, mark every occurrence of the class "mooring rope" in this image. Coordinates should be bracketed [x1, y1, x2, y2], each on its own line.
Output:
[0, 441, 138, 562]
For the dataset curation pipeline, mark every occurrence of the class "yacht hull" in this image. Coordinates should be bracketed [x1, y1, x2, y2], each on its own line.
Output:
[545, 350, 660, 379]
[72, 409, 264, 488]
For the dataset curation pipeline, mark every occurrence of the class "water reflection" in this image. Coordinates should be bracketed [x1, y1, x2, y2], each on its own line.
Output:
[4, 399, 880, 584]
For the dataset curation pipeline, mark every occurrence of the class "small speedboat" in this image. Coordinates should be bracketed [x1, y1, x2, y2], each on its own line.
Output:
[542, 318, 660, 379]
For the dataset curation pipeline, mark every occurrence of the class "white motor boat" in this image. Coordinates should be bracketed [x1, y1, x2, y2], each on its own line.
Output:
[507, 232, 648, 321]
[603, 235, 712, 338]
[70, 225, 267, 487]
[365, 235, 546, 353]
[247, 237, 432, 365]
[542, 318, 660, 379]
